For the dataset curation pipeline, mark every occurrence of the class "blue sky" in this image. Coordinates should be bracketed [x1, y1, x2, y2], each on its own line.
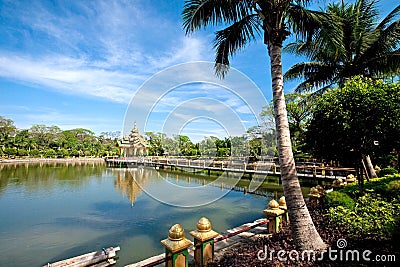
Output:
[0, 0, 394, 141]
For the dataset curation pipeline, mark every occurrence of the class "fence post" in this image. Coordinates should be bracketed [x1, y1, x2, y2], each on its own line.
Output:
[263, 199, 285, 233]
[308, 187, 322, 206]
[278, 196, 289, 223]
[161, 224, 192, 267]
[189, 217, 219, 267]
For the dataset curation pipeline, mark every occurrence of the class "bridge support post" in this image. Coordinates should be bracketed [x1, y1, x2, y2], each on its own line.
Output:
[263, 199, 285, 233]
[189, 217, 219, 267]
[161, 224, 192, 267]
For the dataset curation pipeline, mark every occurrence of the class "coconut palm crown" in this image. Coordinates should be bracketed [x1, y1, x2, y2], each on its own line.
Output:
[284, 0, 400, 93]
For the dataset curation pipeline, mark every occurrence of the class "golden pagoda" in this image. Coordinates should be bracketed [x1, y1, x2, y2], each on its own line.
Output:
[117, 121, 149, 157]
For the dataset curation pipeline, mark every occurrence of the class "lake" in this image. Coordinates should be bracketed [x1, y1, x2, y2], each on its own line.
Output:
[0, 162, 300, 266]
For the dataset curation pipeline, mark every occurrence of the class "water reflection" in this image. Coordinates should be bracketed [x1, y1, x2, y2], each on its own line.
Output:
[0, 162, 105, 196]
[111, 167, 309, 208]
[114, 168, 150, 207]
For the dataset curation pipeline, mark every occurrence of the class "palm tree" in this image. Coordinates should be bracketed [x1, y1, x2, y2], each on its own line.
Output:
[284, 0, 400, 93]
[183, 0, 326, 250]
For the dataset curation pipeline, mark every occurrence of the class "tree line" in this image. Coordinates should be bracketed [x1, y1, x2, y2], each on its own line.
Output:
[0, 118, 119, 158]
[145, 128, 277, 159]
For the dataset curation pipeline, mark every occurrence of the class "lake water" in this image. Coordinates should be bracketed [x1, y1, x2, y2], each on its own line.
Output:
[0, 162, 300, 266]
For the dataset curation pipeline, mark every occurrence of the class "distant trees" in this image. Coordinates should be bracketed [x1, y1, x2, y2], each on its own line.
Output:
[0, 116, 119, 158]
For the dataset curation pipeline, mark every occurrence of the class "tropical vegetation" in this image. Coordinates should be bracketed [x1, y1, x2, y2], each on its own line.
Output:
[284, 0, 400, 93]
[306, 77, 400, 189]
[0, 116, 119, 158]
[326, 174, 400, 239]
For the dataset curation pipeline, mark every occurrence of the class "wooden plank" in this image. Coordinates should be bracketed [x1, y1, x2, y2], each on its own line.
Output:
[44, 246, 120, 267]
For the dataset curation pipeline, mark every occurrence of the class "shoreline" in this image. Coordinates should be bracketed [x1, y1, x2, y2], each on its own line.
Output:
[0, 157, 105, 165]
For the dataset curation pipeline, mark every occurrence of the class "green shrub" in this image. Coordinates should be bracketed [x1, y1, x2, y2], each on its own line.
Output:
[388, 180, 400, 191]
[3, 147, 17, 156]
[339, 174, 400, 199]
[44, 149, 57, 158]
[377, 167, 398, 177]
[57, 148, 69, 158]
[326, 193, 400, 238]
[325, 191, 355, 210]
[17, 149, 28, 156]
[29, 149, 41, 157]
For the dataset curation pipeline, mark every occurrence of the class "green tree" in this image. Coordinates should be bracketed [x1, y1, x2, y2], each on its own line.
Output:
[145, 132, 165, 156]
[306, 77, 400, 189]
[183, 0, 326, 249]
[176, 135, 197, 156]
[199, 136, 218, 157]
[285, 0, 400, 92]
[0, 116, 17, 149]
[29, 125, 61, 150]
[285, 93, 314, 155]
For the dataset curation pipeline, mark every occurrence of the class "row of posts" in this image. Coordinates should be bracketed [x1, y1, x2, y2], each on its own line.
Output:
[160, 196, 288, 267]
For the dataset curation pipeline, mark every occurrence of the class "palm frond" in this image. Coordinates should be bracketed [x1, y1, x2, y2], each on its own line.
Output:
[287, 4, 329, 41]
[376, 4, 400, 30]
[214, 14, 262, 77]
[368, 49, 400, 76]
[182, 0, 252, 34]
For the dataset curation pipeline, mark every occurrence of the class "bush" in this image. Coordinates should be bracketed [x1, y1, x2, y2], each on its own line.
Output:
[29, 149, 41, 157]
[44, 149, 57, 158]
[17, 149, 28, 156]
[57, 148, 69, 158]
[339, 174, 400, 199]
[377, 167, 398, 177]
[3, 147, 17, 156]
[326, 193, 400, 238]
[325, 191, 355, 210]
[388, 180, 400, 191]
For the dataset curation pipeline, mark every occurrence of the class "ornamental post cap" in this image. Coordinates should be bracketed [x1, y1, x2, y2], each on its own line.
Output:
[310, 187, 320, 195]
[268, 199, 279, 209]
[278, 196, 286, 206]
[197, 217, 212, 232]
[316, 185, 324, 194]
[168, 224, 184, 241]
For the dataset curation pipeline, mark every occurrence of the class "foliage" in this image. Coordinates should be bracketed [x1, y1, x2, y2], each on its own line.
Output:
[0, 115, 118, 158]
[325, 191, 355, 210]
[326, 193, 400, 238]
[306, 77, 400, 165]
[0, 116, 17, 147]
[387, 180, 400, 193]
[44, 149, 57, 158]
[377, 167, 399, 177]
[339, 174, 400, 199]
[17, 149, 28, 157]
[284, 0, 400, 93]
[261, 93, 315, 155]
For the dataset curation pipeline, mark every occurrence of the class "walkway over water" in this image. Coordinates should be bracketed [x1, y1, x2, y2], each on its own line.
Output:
[105, 157, 355, 181]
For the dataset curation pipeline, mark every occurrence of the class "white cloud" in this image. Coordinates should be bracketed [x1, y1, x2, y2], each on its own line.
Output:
[0, 0, 212, 103]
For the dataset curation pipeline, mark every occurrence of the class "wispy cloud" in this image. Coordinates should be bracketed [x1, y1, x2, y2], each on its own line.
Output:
[0, 0, 212, 103]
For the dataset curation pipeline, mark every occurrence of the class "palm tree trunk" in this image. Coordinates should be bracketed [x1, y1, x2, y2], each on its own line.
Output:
[362, 154, 378, 178]
[268, 42, 326, 250]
